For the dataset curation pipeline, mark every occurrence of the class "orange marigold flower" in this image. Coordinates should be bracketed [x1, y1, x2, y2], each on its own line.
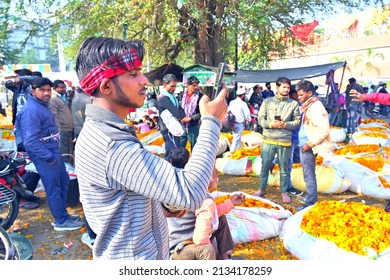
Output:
[215, 195, 279, 210]
[301, 200, 390, 256]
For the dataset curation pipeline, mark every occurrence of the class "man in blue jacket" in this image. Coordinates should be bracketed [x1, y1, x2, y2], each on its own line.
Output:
[16, 77, 84, 231]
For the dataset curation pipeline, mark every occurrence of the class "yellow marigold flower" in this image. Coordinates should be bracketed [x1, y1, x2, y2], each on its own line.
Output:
[215, 195, 278, 210]
[301, 201, 390, 256]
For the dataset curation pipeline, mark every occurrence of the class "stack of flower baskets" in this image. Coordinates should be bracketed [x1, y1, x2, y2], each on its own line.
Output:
[215, 146, 261, 176]
[212, 191, 292, 244]
[281, 200, 390, 260]
[353, 120, 390, 146]
[327, 144, 390, 199]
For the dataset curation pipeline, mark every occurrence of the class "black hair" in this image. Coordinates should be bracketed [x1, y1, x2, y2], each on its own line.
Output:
[187, 76, 200, 85]
[276, 77, 291, 87]
[53, 79, 65, 88]
[162, 74, 178, 84]
[253, 85, 260, 91]
[14, 68, 32, 76]
[170, 147, 190, 169]
[265, 82, 271, 87]
[289, 84, 297, 96]
[348, 77, 356, 84]
[75, 37, 145, 83]
[31, 77, 53, 89]
[295, 79, 315, 93]
[32, 71, 43, 77]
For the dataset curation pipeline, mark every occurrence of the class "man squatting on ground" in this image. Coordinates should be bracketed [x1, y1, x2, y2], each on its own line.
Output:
[74, 37, 228, 259]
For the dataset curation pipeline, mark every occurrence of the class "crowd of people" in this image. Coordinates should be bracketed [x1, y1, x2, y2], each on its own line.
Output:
[2, 35, 389, 260]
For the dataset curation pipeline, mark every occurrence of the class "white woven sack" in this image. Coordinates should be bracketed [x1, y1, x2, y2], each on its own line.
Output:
[215, 156, 261, 176]
[352, 131, 390, 147]
[326, 155, 390, 199]
[211, 191, 292, 244]
[281, 206, 390, 260]
[329, 127, 346, 143]
[241, 132, 263, 147]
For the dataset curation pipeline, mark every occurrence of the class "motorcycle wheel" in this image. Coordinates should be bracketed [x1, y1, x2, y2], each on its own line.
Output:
[0, 227, 16, 259]
[0, 194, 19, 231]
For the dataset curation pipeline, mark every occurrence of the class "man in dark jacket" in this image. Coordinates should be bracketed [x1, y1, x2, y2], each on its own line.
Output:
[16, 77, 84, 231]
[157, 74, 186, 161]
[5, 69, 40, 151]
[345, 77, 364, 134]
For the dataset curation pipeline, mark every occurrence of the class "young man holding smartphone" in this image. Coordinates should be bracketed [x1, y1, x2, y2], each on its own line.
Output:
[256, 77, 300, 204]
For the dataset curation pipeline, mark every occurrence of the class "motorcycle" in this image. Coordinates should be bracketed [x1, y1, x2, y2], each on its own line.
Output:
[0, 226, 33, 260]
[0, 151, 39, 230]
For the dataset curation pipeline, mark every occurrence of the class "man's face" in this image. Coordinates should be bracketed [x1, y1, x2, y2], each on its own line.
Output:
[54, 83, 67, 95]
[164, 81, 177, 94]
[277, 82, 290, 97]
[297, 89, 313, 104]
[32, 85, 52, 103]
[110, 69, 148, 109]
[187, 82, 199, 94]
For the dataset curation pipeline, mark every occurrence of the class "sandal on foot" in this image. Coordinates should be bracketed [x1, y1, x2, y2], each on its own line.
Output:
[281, 193, 291, 204]
[253, 190, 265, 197]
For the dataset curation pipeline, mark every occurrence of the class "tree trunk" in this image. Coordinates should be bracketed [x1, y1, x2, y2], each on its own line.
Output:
[194, 0, 224, 67]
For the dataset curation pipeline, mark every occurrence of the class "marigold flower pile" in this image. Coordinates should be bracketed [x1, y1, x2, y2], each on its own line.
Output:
[360, 119, 389, 126]
[334, 144, 390, 174]
[301, 200, 390, 256]
[227, 146, 261, 160]
[355, 131, 388, 139]
[215, 195, 279, 210]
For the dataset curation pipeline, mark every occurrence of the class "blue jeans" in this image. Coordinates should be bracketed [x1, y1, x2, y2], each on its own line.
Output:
[30, 149, 70, 224]
[162, 131, 181, 162]
[230, 122, 245, 152]
[346, 103, 360, 134]
[288, 142, 300, 189]
[260, 142, 291, 193]
[180, 125, 200, 151]
[299, 148, 317, 205]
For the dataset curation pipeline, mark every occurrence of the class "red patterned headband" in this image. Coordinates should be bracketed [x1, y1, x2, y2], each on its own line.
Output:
[79, 48, 142, 95]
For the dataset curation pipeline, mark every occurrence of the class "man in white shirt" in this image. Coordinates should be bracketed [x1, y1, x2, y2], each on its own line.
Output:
[228, 88, 251, 152]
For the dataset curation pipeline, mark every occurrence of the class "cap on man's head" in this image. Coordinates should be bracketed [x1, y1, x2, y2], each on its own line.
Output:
[236, 88, 246, 96]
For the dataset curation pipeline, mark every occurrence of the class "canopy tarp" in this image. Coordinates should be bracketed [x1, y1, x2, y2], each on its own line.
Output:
[234, 61, 346, 83]
[144, 63, 184, 86]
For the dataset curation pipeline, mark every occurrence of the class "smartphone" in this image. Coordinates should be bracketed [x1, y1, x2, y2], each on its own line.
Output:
[211, 62, 226, 100]
[275, 115, 281, 121]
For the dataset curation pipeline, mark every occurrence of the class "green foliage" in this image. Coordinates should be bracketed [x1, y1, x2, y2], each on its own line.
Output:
[1, 0, 386, 70]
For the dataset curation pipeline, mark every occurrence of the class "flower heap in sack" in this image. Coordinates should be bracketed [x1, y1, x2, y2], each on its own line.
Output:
[360, 119, 390, 127]
[334, 144, 390, 173]
[215, 195, 279, 210]
[301, 200, 390, 256]
[228, 146, 261, 160]
[221, 130, 254, 145]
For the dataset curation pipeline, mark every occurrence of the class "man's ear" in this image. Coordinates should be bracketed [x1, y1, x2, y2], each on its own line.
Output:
[99, 78, 113, 96]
